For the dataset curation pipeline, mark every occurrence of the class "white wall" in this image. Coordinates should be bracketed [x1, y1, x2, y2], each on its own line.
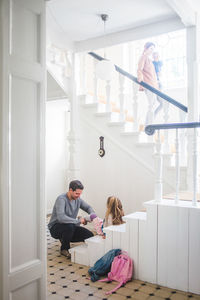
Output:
[79, 120, 155, 219]
[46, 99, 70, 213]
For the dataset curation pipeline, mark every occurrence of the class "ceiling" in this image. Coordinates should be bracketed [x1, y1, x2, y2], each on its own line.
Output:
[46, 0, 176, 41]
[46, 0, 200, 47]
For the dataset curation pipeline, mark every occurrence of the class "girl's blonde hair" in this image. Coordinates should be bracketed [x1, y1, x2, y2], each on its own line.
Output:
[105, 196, 125, 225]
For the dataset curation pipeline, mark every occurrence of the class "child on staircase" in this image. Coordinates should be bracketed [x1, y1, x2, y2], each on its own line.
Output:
[86, 196, 125, 237]
[104, 196, 125, 227]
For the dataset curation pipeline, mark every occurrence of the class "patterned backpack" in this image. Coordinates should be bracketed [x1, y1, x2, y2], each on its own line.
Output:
[99, 252, 133, 294]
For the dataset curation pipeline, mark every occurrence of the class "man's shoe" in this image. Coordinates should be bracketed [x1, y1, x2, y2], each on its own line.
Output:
[60, 249, 71, 259]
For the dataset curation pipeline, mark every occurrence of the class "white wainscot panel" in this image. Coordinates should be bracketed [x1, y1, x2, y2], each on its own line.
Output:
[138, 203, 157, 284]
[11, 280, 39, 300]
[10, 76, 39, 271]
[11, 0, 39, 62]
[189, 207, 200, 294]
[128, 219, 139, 279]
[157, 204, 189, 291]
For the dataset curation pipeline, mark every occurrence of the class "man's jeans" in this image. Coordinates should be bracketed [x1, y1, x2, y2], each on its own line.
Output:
[50, 223, 94, 250]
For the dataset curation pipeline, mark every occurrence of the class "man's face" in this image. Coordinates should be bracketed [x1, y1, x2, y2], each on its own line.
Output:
[69, 188, 83, 200]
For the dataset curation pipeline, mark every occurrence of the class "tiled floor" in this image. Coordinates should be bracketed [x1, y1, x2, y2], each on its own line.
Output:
[47, 226, 200, 300]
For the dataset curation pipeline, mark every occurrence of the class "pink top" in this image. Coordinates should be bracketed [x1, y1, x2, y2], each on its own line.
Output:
[92, 217, 104, 235]
[137, 54, 158, 91]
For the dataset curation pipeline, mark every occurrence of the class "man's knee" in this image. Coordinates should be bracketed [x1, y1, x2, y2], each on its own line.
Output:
[88, 230, 94, 238]
[50, 223, 76, 239]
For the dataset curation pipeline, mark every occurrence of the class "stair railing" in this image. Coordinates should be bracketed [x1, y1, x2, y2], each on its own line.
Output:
[88, 52, 188, 112]
[87, 51, 188, 154]
[145, 122, 200, 206]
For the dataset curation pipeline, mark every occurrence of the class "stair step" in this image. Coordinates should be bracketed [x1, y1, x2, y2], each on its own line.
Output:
[107, 121, 125, 127]
[123, 211, 147, 221]
[81, 102, 98, 109]
[135, 142, 155, 148]
[121, 131, 140, 137]
[85, 234, 104, 245]
[69, 244, 89, 265]
[103, 223, 126, 233]
[94, 111, 111, 118]
[121, 131, 140, 142]
[85, 235, 105, 266]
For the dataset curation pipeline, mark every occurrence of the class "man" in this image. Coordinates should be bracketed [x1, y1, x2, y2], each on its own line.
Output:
[48, 180, 95, 258]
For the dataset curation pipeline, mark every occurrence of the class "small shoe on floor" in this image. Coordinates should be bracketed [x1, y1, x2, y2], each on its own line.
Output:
[60, 249, 71, 259]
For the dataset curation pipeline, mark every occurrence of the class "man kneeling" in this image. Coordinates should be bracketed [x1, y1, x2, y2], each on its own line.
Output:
[48, 180, 95, 258]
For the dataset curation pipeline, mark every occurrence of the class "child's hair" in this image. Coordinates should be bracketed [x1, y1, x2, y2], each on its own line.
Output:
[105, 196, 125, 225]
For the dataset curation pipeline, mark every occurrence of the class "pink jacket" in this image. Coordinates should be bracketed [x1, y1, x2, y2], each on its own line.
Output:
[137, 54, 158, 91]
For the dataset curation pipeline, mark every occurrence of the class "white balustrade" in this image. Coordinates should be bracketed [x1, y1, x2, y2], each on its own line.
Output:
[118, 73, 125, 122]
[154, 130, 163, 203]
[175, 128, 180, 204]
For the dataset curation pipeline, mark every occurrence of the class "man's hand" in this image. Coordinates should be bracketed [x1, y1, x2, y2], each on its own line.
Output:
[80, 217, 87, 225]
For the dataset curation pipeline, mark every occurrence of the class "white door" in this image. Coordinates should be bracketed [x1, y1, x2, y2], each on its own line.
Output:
[0, 0, 46, 299]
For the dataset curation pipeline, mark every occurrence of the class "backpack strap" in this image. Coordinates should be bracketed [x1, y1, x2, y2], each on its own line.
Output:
[105, 281, 124, 295]
[98, 277, 110, 283]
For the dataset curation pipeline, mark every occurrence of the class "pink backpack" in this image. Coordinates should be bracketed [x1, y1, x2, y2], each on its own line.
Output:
[99, 252, 133, 294]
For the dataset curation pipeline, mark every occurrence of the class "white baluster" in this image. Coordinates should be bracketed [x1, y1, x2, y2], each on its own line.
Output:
[105, 80, 111, 112]
[179, 110, 187, 165]
[154, 130, 163, 203]
[145, 90, 155, 125]
[192, 128, 198, 206]
[118, 73, 125, 122]
[132, 82, 139, 131]
[163, 101, 170, 153]
[79, 52, 87, 95]
[93, 59, 98, 103]
[175, 129, 180, 204]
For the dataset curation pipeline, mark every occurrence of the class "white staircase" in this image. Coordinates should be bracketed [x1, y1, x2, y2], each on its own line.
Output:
[79, 95, 187, 193]
[69, 199, 200, 295]
[47, 45, 200, 296]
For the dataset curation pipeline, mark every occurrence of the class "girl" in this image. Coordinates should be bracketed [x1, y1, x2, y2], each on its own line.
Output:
[104, 196, 125, 227]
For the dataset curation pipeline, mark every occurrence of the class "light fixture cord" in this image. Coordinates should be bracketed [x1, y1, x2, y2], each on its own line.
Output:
[103, 19, 106, 59]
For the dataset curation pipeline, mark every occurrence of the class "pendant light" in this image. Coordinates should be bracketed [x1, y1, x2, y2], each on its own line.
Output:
[96, 14, 115, 81]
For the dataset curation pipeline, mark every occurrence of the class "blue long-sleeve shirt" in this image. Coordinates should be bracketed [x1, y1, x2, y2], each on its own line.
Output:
[48, 193, 95, 230]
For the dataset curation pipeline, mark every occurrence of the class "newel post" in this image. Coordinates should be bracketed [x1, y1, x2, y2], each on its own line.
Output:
[186, 20, 200, 189]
